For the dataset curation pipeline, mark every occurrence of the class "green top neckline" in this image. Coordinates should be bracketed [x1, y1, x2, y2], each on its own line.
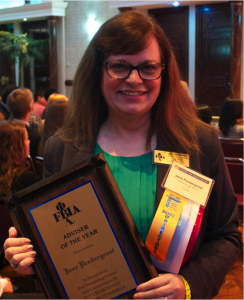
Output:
[96, 144, 154, 158]
[95, 143, 157, 243]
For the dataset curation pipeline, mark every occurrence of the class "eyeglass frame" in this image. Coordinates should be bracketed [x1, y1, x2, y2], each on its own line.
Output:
[103, 61, 165, 81]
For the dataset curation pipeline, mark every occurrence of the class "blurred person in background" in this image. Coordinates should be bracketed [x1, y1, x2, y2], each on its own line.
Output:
[32, 90, 46, 118]
[0, 121, 40, 198]
[38, 100, 68, 157]
[41, 87, 58, 119]
[38, 93, 68, 137]
[197, 105, 212, 125]
[219, 97, 243, 138]
[0, 122, 40, 298]
[7, 89, 41, 158]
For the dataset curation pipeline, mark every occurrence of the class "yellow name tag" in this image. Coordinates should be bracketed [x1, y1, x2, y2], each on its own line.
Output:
[153, 150, 189, 167]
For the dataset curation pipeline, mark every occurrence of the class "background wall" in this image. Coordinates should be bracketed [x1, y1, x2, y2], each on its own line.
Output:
[64, 0, 118, 97]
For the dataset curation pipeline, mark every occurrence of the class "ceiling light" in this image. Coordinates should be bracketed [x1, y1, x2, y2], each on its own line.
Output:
[172, 2, 180, 7]
[86, 16, 99, 39]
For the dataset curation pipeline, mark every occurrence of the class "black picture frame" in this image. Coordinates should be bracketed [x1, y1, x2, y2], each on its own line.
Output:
[4, 153, 158, 299]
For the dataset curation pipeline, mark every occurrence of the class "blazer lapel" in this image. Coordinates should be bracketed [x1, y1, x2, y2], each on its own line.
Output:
[155, 138, 171, 211]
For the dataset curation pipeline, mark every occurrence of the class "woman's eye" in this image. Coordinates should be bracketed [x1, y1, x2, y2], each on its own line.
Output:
[141, 64, 157, 72]
[110, 63, 127, 71]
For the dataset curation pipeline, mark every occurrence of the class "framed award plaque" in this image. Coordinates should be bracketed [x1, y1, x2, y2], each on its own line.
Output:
[4, 153, 158, 299]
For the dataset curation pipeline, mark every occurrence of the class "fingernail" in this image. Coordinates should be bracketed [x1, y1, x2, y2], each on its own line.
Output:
[25, 239, 31, 244]
[31, 251, 36, 257]
[9, 231, 13, 236]
[27, 245, 33, 250]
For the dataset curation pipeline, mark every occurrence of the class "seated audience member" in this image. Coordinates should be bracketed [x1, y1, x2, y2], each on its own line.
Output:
[41, 87, 58, 119]
[32, 90, 46, 118]
[197, 105, 212, 124]
[219, 96, 244, 138]
[38, 100, 68, 157]
[0, 122, 40, 197]
[0, 85, 17, 120]
[7, 89, 41, 158]
[47, 93, 68, 108]
[21, 88, 42, 132]
[38, 93, 68, 136]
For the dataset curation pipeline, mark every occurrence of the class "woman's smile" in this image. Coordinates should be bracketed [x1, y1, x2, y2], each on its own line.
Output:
[119, 90, 147, 96]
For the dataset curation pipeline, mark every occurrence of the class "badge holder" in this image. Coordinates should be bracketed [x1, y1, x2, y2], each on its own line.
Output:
[146, 161, 214, 274]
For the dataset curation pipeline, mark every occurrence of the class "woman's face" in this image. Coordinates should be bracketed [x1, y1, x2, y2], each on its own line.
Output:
[24, 129, 30, 157]
[101, 35, 162, 119]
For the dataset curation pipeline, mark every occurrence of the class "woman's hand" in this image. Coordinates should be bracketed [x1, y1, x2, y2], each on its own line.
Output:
[3, 227, 36, 275]
[133, 274, 186, 299]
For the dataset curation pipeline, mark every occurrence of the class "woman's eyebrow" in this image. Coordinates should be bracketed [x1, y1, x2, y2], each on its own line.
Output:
[109, 59, 159, 64]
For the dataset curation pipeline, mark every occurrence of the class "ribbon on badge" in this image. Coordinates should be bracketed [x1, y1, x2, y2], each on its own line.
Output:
[146, 189, 186, 262]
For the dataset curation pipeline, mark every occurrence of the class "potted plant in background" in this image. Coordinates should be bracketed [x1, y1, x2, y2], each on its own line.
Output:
[0, 31, 48, 87]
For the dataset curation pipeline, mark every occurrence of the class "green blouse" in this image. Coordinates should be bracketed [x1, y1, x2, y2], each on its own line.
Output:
[95, 144, 157, 243]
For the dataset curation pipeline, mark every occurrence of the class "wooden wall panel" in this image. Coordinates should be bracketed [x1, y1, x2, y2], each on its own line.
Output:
[195, 3, 231, 115]
[149, 6, 189, 82]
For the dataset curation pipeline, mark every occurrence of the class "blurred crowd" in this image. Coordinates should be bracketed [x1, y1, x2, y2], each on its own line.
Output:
[0, 85, 69, 295]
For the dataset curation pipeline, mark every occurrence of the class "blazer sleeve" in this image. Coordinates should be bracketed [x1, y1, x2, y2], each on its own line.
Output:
[179, 128, 242, 299]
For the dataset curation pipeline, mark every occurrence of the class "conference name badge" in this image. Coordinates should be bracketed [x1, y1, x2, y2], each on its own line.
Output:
[146, 161, 214, 273]
[162, 161, 215, 207]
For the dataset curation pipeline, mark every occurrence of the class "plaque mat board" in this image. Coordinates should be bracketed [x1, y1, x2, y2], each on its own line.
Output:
[4, 153, 157, 299]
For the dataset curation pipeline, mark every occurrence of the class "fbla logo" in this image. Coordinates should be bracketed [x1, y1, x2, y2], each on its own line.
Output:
[156, 152, 165, 161]
[53, 202, 80, 226]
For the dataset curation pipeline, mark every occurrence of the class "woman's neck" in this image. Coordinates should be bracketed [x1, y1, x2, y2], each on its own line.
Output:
[97, 112, 156, 157]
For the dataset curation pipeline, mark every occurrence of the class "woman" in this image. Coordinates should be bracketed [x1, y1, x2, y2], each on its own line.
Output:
[0, 122, 40, 274]
[37, 93, 68, 137]
[219, 96, 243, 138]
[197, 105, 212, 125]
[4, 11, 242, 299]
[0, 122, 40, 197]
[38, 100, 68, 157]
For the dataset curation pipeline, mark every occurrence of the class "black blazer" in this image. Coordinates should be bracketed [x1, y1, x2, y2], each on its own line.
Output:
[11, 169, 40, 193]
[26, 125, 41, 158]
[43, 124, 242, 299]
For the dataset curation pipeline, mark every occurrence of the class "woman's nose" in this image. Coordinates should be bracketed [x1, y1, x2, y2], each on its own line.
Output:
[125, 69, 143, 85]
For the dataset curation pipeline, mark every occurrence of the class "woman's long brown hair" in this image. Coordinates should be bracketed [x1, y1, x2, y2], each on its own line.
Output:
[0, 122, 28, 197]
[59, 11, 201, 154]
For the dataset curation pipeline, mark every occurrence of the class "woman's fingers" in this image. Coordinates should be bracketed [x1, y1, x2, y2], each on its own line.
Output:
[10, 250, 36, 266]
[134, 288, 170, 299]
[4, 237, 31, 250]
[136, 275, 169, 292]
[3, 227, 35, 275]
[133, 274, 185, 299]
[4, 239, 32, 261]
[14, 257, 35, 275]
[8, 227, 18, 238]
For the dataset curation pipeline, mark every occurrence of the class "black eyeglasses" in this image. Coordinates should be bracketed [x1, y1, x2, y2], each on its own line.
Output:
[103, 61, 165, 80]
